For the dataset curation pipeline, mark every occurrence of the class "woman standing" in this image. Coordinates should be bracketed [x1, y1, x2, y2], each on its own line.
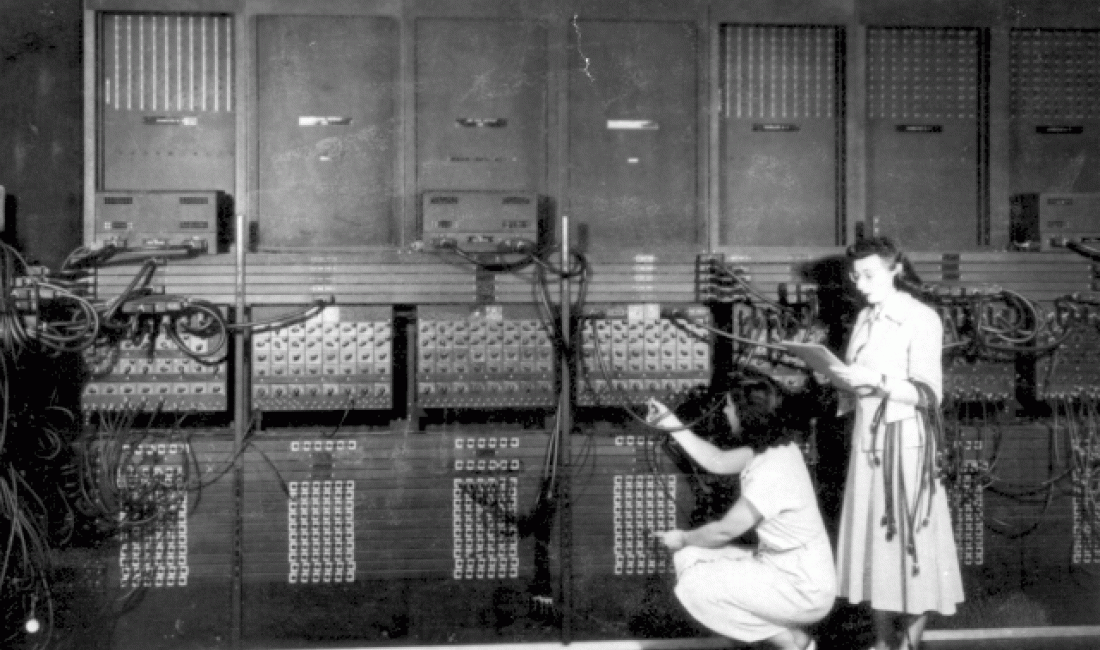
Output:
[828, 237, 964, 650]
[649, 373, 835, 650]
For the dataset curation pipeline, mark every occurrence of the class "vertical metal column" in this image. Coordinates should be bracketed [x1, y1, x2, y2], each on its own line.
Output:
[558, 215, 573, 643]
[404, 306, 420, 433]
[231, 213, 248, 649]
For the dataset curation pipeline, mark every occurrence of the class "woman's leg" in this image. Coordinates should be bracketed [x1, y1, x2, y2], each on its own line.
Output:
[872, 609, 894, 650]
[765, 627, 812, 650]
[899, 613, 927, 650]
[871, 610, 927, 650]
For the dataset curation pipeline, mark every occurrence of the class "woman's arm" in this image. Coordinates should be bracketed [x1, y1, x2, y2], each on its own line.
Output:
[828, 309, 943, 407]
[829, 362, 920, 404]
[653, 497, 762, 550]
[905, 308, 944, 404]
[647, 399, 754, 475]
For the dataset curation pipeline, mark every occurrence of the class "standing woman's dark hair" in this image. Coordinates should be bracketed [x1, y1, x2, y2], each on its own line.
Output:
[845, 236, 925, 298]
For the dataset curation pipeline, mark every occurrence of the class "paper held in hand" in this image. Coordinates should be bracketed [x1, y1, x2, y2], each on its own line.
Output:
[778, 341, 853, 389]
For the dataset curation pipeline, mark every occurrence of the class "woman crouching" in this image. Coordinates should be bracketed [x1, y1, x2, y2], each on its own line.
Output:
[648, 374, 836, 650]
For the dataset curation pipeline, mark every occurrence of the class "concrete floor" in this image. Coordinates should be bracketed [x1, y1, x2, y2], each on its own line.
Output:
[816, 633, 1100, 650]
[924, 639, 1099, 650]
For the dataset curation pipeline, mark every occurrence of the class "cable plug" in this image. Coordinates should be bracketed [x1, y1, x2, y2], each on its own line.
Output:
[499, 238, 535, 254]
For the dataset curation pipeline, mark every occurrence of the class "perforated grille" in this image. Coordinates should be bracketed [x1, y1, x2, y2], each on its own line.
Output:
[867, 27, 979, 120]
[102, 13, 234, 113]
[1011, 29, 1100, 120]
[722, 25, 839, 120]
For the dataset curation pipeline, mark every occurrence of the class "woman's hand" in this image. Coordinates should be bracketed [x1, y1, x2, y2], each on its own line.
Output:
[652, 529, 687, 551]
[827, 363, 881, 391]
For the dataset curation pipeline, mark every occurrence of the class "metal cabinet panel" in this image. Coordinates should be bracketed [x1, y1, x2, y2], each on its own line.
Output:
[720, 25, 843, 246]
[100, 12, 235, 192]
[1010, 29, 1100, 196]
[567, 20, 700, 249]
[256, 15, 398, 247]
[415, 18, 547, 192]
[866, 27, 984, 249]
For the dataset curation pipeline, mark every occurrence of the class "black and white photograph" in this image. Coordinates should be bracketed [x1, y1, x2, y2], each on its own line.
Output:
[2, 1, 1100, 649]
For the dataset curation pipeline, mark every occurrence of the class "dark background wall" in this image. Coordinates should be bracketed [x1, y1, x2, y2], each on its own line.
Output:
[0, 0, 83, 270]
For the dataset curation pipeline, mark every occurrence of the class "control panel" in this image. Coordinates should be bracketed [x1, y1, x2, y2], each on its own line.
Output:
[251, 306, 393, 411]
[1036, 325, 1100, 400]
[117, 443, 189, 588]
[943, 358, 1017, 402]
[578, 304, 711, 406]
[242, 432, 542, 583]
[95, 191, 220, 252]
[934, 294, 1018, 402]
[417, 305, 555, 408]
[83, 318, 228, 413]
[732, 301, 826, 391]
[421, 191, 539, 253]
[570, 432, 684, 578]
[1072, 455, 1100, 565]
[948, 427, 986, 566]
[287, 440, 358, 585]
[614, 467, 676, 576]
[453, 473, 520, 580]
[1037, 193, 1100, 250]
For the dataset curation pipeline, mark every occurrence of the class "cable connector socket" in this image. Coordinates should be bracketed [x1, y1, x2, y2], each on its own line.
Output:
[182, 237, 209, 253]
[499, 238, 535, 254]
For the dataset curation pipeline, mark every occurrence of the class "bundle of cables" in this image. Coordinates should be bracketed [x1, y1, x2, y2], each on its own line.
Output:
[0, 238, 342, 646]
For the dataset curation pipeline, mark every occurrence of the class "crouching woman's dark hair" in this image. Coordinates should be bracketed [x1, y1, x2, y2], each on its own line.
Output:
[727, 370, 800, 453]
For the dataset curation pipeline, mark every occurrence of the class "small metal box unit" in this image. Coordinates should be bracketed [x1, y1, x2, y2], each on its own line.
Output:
[421, 191, 539, 253]
[1035, 193, 1100, 250]
[94, 190, 220, 252]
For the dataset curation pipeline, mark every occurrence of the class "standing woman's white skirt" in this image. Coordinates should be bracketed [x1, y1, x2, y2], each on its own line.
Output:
[836, 413, 965, 615]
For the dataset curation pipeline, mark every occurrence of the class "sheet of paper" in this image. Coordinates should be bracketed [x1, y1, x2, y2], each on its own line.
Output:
[778, 341, 853, 389]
